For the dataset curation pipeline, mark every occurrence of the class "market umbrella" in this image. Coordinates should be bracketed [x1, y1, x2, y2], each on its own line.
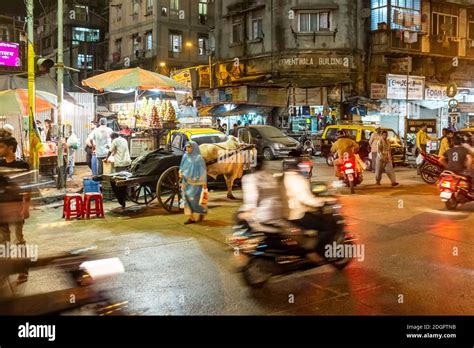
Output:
[0, 89, 55, 116]
[81, 67, 190, 93]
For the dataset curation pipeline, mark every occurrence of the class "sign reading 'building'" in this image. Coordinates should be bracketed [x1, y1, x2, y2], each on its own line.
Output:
[278, 55, 350, 69]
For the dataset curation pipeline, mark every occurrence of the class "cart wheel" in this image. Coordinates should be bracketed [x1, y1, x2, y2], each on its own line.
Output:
[157, 166, 182, 213]
[128, 183, 157, 205]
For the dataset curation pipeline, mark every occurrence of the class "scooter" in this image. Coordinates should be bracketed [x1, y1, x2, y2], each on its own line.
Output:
[229, 190, 355, 288]
[419, 152, 443, 185]
[0, 246, 139, 315]
[341, 156, 363, 194]
[438, 171, 474, 210]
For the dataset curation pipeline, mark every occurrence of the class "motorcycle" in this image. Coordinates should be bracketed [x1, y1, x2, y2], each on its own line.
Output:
[340, 155, 363, 194]
[299, 132, 316, 157]
[228, 187, 355, 288]
[420, 152, 443, 185]
[0, 246, 139, 315]
[438, 171, 474, 210]
[283, 151, 314, 181]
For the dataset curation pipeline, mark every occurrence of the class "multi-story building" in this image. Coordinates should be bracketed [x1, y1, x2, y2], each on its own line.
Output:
[368, 0, 474, 132]
[0, 15, 27, 75]
[108, 0, 215, 75]
[35, 0, 109, 92]
[203, 0, 369, 132]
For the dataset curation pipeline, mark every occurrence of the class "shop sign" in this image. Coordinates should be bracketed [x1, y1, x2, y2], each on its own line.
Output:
[457, 103, 474, 113]
[406, 119, 437, 134]
[370, 83, 386, 99]
[425, 84, 447, 100]
[170, 69, 192, 89]
[386, 74, 425, 100]
[200, 87, 248, 105]
[277, 55, 351, 69]
[198, 66, 210, 88]
[248, 87, 288, 107]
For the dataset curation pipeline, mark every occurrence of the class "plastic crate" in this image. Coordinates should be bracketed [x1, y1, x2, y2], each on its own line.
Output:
[83, 178, 101, 193]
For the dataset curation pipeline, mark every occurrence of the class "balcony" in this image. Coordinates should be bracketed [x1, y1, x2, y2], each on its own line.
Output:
[371, 30, 421, 53]
[429, 36, 459, 56]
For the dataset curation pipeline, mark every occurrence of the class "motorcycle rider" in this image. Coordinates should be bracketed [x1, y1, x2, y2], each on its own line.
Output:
[283, 159, 337, 258]
[440, 135, 473, 188]
[330, 130, 360, 178]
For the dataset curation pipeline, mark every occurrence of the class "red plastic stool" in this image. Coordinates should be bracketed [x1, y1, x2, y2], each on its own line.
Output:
[63, 193, 83, 220]
[83, 193, 105, 219]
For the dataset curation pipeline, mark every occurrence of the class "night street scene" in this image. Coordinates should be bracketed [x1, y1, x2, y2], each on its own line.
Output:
[0, 0, 474, 346]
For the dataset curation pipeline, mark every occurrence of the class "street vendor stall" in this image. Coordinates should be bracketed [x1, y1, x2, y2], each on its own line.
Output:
[82, 67, 190, 162]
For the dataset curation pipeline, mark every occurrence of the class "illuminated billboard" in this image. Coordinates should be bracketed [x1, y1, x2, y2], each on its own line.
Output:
[0, 42, 20, 67]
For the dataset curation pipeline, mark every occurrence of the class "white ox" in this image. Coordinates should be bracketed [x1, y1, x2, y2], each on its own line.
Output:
[199, 136, 256, 199]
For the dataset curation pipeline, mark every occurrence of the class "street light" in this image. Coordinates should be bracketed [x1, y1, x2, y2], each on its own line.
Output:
[184, 41, 214, 89]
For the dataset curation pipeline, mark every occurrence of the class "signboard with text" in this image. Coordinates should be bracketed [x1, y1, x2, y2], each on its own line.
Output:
[0, 42, 20, 67]
[406, 119, 437, 134]
[276, 54, 352, 71]
[386, 74, 425, 100]
[370, 83, 386, 99]
[425, 83, 448, 100]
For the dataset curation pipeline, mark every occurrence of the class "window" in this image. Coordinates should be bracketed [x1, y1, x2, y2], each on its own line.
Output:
[146, 0, 153, 14]
[132, 0, 140, 16]
[170, 0, 179, 14]
[252, 18, 263, 39]
[325, 128, 339, 141]
[198, 34, 208, 55]
[145, 32, 153, 51]
[162, 6, 168, 16]
[170, 134, 184, 150]
[199, 0, 208, 15]
[341, 129, 358, 141]
[298, 11, 330, 32]
[115, 4, 122, 22]
[232, 18, 243, 44]
[115, 38, 122, 55]
[432, 13, 458, 38]
[77, 54, 93, 70]
[371, 0, 421, 31]
[0, 27, 10, 42]
[169, 31, 182, 52]
[132, 34, 141, 56]
[74, 5, 89, 21]
[469, 12, 474, 40]
[72, 27, 100, 42]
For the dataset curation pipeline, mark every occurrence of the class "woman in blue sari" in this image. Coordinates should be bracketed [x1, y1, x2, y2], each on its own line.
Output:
[179, 141, 208, 224]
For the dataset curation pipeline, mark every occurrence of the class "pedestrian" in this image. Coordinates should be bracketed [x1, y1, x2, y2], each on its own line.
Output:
[216, 119, 224, 133]
[0, 136, 30, 283]
[376, 130, 399, 187]
[44, 119, 53, 142]
[369, 127, 382, 173]
[416, 123, 438, 174]
[231, 124, 238, 137]
[85, 121, 97, 173]
[106, 132, 131, 172]
[1, 124, 22, 159]
[222, 123, 228, 135]
[86, 118, 113, 175]
[66, 131, 80, 180]
[179, 141, 208, 225]
[438, 128, 454, 158]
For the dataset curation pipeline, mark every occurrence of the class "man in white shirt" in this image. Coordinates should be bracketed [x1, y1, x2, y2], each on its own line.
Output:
[106, 132, 131, 172]
[283, 159, 336, 256]
[368, 127, 382, 173]
[86, 118, 113, 175]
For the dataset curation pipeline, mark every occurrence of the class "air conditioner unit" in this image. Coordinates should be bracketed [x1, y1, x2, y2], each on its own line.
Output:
[469, 39, 474, 48]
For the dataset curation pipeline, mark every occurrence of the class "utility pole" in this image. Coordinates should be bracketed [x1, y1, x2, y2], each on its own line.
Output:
[26, 0, 38, 182]
[57, 0, 65, 189]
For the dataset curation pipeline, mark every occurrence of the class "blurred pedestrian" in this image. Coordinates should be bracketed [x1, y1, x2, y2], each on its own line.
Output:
[85, 121, 97, 173]
[376, 130, 399, 187]
[0, 136, 30, 283]
[179, 141, 208, 224]
[438, 128, 454, 157]
[231, 124, 238, 137]
[1, 124, 22, 159]
[106, 132, 131, 172]
[86, 118, 113, 175]
[222, 123, 228, 135]
[369, 127, 382, 173]
[44, 119, 53, 142]
[66, 130, 80, 180]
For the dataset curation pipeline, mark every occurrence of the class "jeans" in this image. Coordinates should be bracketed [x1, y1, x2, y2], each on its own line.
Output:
[371, 152, 378, 172]
[68, 148, 75, 178]
[91, 155, 98, 176]
[375, 158, 397, 184]
[97, 157, 105, 175]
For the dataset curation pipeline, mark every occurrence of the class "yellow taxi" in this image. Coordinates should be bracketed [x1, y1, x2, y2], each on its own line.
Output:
[321, 124, 405, 164]
[167, 128, 226, 153]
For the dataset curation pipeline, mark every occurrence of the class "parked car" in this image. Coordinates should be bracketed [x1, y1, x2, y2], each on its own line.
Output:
[237, 125, 300, 160]
[320, 124, 405, 168]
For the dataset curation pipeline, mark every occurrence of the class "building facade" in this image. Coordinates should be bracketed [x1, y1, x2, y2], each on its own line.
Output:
[203, 0, 369, 132]
[35, 0, 109, 92]
[108, 0, 215, 75]
[368, 0, 474, 133]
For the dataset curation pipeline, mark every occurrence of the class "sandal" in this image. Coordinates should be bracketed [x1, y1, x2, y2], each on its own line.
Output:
[184, 219, 196, 225]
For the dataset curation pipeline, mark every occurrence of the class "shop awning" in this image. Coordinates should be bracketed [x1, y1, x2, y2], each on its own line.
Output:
[198, 104, 228, 117]
[219, 105, 274, 117]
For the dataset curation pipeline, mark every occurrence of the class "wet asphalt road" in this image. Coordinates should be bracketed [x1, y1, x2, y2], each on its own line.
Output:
[13, 159, 474, 315]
